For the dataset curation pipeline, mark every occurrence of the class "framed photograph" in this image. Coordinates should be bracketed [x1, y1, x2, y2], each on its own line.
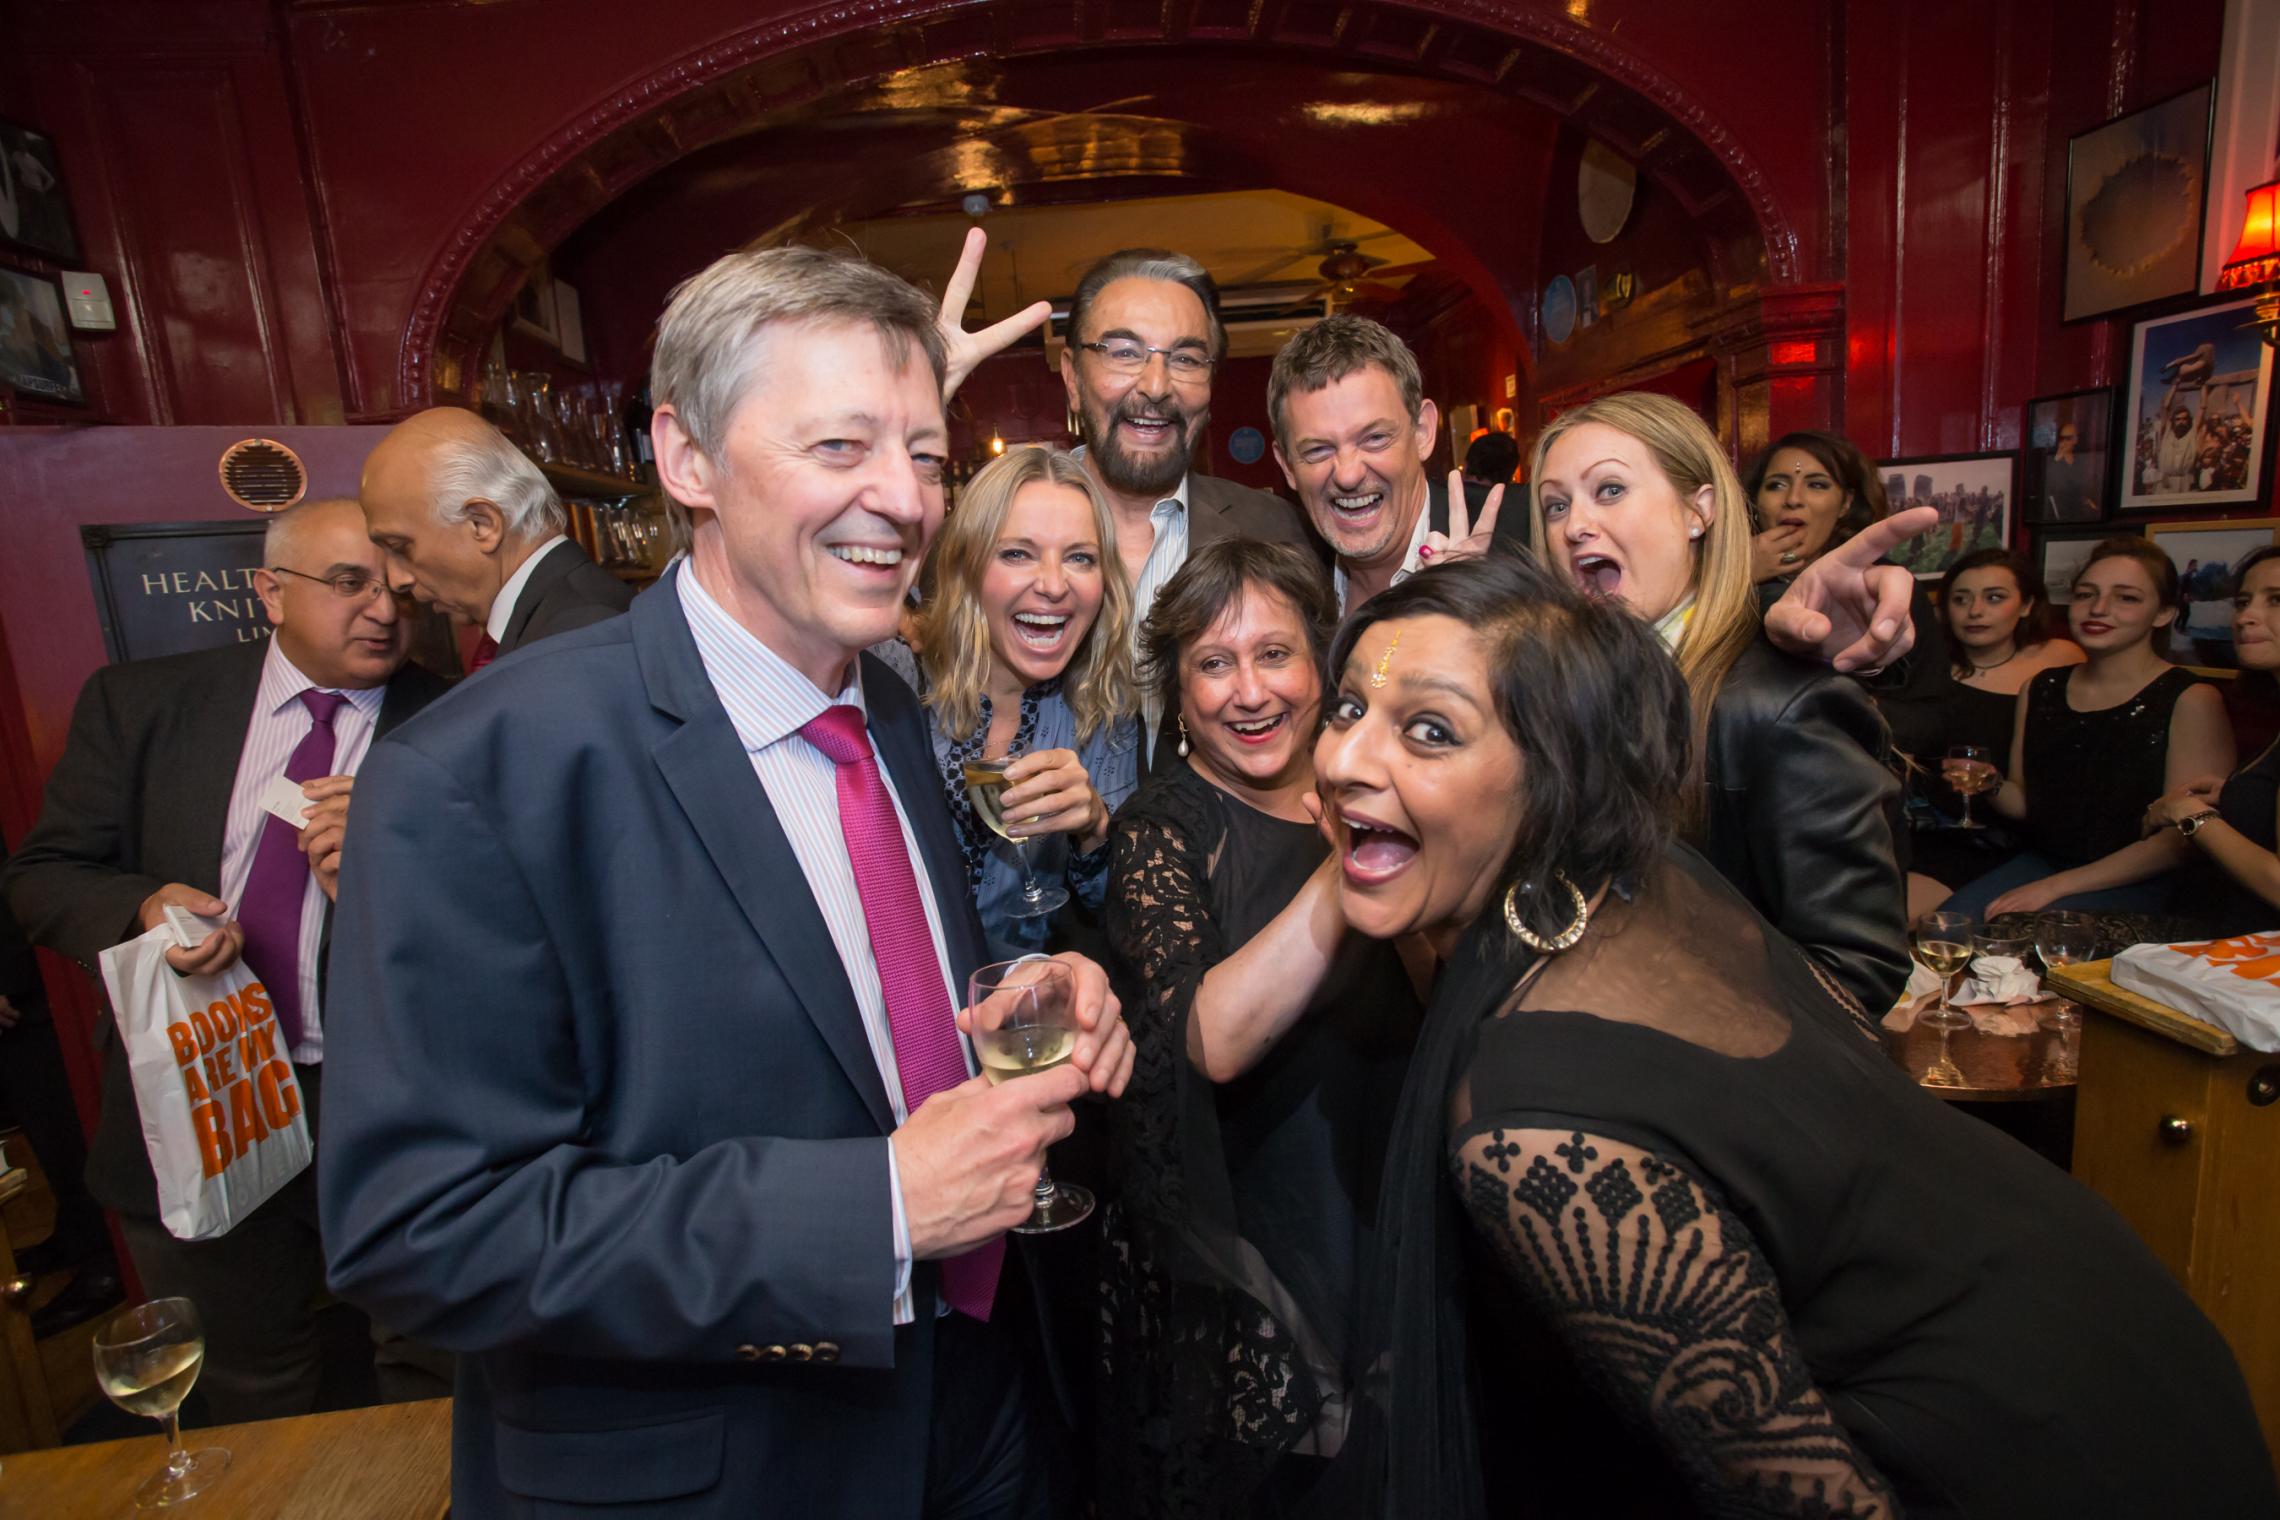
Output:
[2062, 83, 2213, 322]
[2034, 525, 2126, 607]
[0, 117, 79, 262]
[2022, 389, 2114, 524]
[2144, 517, 2280, 670]
[0, 265, 84, 404]
[2120, 296, 2274, 511]
[1880, 453, 2017, 579]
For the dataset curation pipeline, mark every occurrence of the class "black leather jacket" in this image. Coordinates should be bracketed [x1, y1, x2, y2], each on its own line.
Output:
[1701, 639, 1911, 1014]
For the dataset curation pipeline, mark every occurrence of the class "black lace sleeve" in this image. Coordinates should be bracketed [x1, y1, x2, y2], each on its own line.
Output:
[1451, 1123, 1899, 1520]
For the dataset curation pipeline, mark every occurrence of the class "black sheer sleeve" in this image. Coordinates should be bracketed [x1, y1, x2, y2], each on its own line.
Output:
[1450, 1122, 1899, 1520]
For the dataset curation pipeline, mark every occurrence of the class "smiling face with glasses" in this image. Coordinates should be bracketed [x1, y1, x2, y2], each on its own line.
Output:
[252, 500, 413, 690]
[1059, 276, 1216, 501]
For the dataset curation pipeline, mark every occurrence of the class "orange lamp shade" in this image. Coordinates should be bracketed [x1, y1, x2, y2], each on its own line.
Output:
[2218, 178, 2280, 290]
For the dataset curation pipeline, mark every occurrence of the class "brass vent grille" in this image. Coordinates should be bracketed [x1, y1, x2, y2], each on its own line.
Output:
[217, 438, 308, 512]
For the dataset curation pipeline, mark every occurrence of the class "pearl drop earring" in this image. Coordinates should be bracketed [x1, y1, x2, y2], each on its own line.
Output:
[1177, 717, 1190, 757]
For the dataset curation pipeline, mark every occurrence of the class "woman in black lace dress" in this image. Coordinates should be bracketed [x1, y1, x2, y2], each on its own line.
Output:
[1096, 539, 1422, 1519]
[1312, 553, 2275, 1518]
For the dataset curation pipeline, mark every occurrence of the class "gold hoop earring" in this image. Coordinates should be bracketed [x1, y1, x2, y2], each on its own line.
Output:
[1177, 717, 1190, 758]
[1504, 872, 1590, 953]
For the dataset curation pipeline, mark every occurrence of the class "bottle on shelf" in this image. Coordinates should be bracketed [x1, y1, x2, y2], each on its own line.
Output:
[623, 384, 656, 484]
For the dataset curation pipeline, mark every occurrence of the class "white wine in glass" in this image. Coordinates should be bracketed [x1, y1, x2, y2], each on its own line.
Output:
[968, 958, 1092, 1232]
[1944, 744, 1996, 829]
[964, 757, 1068, 918]
[93, 1297, 231, 1508]
[1911, 910, 1976, 1088]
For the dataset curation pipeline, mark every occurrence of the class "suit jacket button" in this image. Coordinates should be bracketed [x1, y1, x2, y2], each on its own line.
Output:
[735, 1344, 762, 1362]
[762, 1344, 787, 1362]
[789, 1343, 813, 1362]
[814, 1341, 840, 1363]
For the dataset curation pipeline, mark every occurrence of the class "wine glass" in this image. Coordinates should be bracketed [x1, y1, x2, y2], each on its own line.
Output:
[1944, 744, 1995, 829]
[967, 958, 1092, 1233]
[1911, 910, 1975, 1088]
[2035, 910, 2098, 1084]
[963, 751, 1069, 918]
[92, 1298, 231, 1508]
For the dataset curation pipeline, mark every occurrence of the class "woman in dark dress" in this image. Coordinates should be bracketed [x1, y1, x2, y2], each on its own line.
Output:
[1096, 539, 1421, 1519]
[1312, 553, 2276, 1519]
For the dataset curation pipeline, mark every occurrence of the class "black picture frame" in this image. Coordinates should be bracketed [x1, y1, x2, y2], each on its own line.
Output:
[0, 265, 84, 404]
[0, 116, 80, 263]
[2118, 294, 2275, 512]
[2032, 524, 2128, 607]
[2061, 82, 2214, 323]
[1879, 452, 2019, 580]
[2021, 388, 2115, 525]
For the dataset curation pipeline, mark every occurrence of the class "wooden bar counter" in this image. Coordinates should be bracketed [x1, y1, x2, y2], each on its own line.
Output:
[2052, 960, 2280, 1463]
[0, 1397, 449, 1518]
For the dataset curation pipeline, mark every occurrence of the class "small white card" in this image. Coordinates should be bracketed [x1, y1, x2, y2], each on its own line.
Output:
[260, 774, 315, 830]
[162, 904, 227, 951]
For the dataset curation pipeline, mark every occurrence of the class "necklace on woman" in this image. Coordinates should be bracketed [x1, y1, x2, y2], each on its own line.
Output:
[1965, 647, 2018, 676]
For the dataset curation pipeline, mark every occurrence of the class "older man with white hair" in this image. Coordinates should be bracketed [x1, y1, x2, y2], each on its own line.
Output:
[360, 407, 633, 670]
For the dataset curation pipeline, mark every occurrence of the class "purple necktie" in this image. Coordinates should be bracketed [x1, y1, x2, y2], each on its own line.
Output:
[800, 704, 1001, 1321]
[237, 689, 347, 1051]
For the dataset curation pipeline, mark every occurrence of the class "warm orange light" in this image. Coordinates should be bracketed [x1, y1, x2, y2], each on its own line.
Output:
[2218, 178, 2280, 290]
[1769, 340, 1818, 367]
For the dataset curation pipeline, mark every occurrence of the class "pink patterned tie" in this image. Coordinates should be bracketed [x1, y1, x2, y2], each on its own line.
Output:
[800, 704, 1001, 1321]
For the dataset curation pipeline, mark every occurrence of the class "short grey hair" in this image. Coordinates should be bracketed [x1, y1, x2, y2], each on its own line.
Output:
[430, 422, 565, 540]
[1067, 248, 1225, 362]
[650, 245, 948, 464]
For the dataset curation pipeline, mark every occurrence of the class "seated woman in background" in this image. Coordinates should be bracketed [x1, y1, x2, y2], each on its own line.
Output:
[1529, 392, 1910, 1014]
[1096, 538, 1421, 1519]
[1314, 553, 2276, 1519]
[1943, 536, 2233, 919]
[899, 445, 1141, 955]
[1743, 429, 1887, 597]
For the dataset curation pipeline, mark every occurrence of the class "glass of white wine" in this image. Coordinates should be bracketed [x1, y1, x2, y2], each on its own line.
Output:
[92, 1297, 231, 1508]
[2035, 910, 2098, 1084]
[964, 752, 1069, 919]
[967, 957, 1092, 1233]
[1944, 744, 1996, 829]
[1911, 910, 1975, 1088]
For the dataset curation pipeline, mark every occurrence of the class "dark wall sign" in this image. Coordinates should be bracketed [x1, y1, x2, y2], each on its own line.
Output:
[80, 520, 271, 663]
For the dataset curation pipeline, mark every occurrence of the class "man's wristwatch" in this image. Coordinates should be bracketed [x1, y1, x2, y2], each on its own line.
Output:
[2176, 810, 2221, 838]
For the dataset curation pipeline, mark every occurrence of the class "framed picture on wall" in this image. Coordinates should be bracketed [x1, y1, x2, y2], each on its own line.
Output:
[1881, 452, 2017, 579]
[0, 117, 79, 262]
[2061, 83, 2213, 322]
[2119, 295, 2274, 512]
[0, 265, 84, 404]
[2034, 524, 2125, 608]
[2144, 517, 2280, 670]
[2022, 388, 2114, 524]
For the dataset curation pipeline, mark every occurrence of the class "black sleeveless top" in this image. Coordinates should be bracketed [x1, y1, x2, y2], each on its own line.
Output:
[2022, 665, 2199, 864]
[2177, 738, 2280, 936]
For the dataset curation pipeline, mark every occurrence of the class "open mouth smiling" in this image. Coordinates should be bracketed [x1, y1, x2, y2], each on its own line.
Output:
[1340, 808, 1420, 884]
[1222, 712, 1289, 745]
[1011, 611, 1070, 651]
[1572, 553, 1622, 595]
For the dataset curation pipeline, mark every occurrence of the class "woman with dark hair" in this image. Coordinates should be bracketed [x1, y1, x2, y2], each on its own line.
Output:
[1744, 429, 1888, 593]
[1095, 537, 1421, 1519]
[1943, 535, 2233, 918]
[1312, 552, 2275, 1519]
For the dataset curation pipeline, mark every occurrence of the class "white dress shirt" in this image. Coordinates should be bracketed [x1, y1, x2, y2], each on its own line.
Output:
[1334, 491, 1435, 616]
[677, 565, 968, 1325]
[485, 534, 570, 643]
[216, 640, 386, 1064]
[1126, 474, 1192, 756]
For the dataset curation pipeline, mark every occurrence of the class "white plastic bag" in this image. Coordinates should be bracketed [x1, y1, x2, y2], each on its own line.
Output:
[97, 921, 312, 1240]
[2111, 932, 2280, 1054]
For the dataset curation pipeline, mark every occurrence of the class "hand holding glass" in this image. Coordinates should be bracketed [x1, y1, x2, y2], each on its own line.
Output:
[967, 958, 1092, 1231]
[965, 753, 1069, 918]
[92, 1297, 231, 1508]
[1942, 745, 1998, 828]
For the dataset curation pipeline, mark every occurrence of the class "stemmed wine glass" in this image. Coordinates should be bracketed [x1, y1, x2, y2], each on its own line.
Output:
[963, 750, 1069, 918]
[1912, 910, 1975, 1088]
[92, 1297, 231, 1508]
[967, 958, 1093, 1233]
[2035, 910, 2098, 1084]
[1944, 744, 1996, 829]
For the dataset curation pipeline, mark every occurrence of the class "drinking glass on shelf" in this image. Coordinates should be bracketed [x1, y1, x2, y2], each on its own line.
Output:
[1911, 910, 1975, 1087]
[2035, 910, 2098, 1084]
[1943, 744, 1997, 829]
[962, 751, 1068, 918]
[92, 1298, 230, 1508]
[967, 958, 1092, 1233]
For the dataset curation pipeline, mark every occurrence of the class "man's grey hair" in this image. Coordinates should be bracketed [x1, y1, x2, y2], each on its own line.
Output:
[263, 495, 361, 564]
[431, 422, 566, 540]
[1066, 249, 1225, 362]
[650, 245, 948, 464]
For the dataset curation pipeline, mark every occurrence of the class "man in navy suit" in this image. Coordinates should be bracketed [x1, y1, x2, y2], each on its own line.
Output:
[319, 247, 1132, 1518]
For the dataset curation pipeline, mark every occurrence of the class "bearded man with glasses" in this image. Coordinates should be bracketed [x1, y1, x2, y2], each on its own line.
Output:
[3, 495, 448, 1420]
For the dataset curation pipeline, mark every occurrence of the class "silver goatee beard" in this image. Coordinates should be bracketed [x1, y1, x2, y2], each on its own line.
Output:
[1084, 397, 1203, 498]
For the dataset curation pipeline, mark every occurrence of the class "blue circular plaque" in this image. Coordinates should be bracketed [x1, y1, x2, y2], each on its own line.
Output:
[1229, 426, 1267, 465]
[1542, 276, 1578, 346]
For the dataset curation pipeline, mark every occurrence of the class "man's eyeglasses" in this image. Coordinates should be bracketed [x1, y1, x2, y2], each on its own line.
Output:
[268, 566, 409, 603]
[1076, 340, 1213, 380]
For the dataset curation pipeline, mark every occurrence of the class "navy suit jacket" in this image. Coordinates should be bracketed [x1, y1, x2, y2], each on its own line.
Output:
[320, 566, 993, 1517]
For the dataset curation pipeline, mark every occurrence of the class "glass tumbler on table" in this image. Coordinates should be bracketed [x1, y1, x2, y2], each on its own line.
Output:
[967, 958, 1092, 1233]
[92, 1297, 231, 1508]
[2035, 910, 2098, 1084]
[1911, 910, 1976, 1088]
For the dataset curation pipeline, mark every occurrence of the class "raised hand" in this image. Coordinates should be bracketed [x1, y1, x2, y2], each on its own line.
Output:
[997, 748, 1110, 852]
[1764, 505, 1937, 672]
[1419, 469, 1505, 566]
[938, 227, 1053, 403]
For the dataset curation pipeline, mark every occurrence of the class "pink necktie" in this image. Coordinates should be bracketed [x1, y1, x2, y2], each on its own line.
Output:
[467, 633, 499, 674]
[800, 704, 1001, 1321]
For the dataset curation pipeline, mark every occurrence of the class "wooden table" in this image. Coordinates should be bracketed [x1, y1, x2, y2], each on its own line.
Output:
[0, 1398, 450, 1518]
[1881, 999, 2074, 1100]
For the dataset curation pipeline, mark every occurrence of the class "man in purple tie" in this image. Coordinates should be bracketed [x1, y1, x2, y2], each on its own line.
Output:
[2, 496, 449, 1419]
[319, 246, 1134, 1520]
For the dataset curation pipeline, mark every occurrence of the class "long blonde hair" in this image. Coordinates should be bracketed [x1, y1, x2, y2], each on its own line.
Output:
[914, 446, 1135, 744]
[1526, 392, 1760, 826]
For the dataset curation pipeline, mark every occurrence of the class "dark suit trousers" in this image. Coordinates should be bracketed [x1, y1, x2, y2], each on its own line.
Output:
[927, 1310, 1064, 1520]
[116, 1062, 328, 1424]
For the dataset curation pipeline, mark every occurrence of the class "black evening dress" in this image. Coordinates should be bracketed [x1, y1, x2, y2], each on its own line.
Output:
[2019, 664, 2200, 865]
[1877, 667, 2024, 885]
[2173, 737, 2280, 937]
[1096, 760, 1421, 1520]
[1337, 847, 2276, 1519]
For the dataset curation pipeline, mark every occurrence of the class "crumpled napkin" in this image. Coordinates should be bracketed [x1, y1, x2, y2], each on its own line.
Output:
[1883, 956, 2046, 1036]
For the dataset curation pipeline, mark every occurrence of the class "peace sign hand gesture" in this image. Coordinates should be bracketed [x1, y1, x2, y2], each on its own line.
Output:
[1418, 469, 1505, 567]
[938, 227, 1054, 403]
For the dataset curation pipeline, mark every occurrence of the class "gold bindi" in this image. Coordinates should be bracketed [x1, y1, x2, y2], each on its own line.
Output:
[1370, 628, 1402, 688]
